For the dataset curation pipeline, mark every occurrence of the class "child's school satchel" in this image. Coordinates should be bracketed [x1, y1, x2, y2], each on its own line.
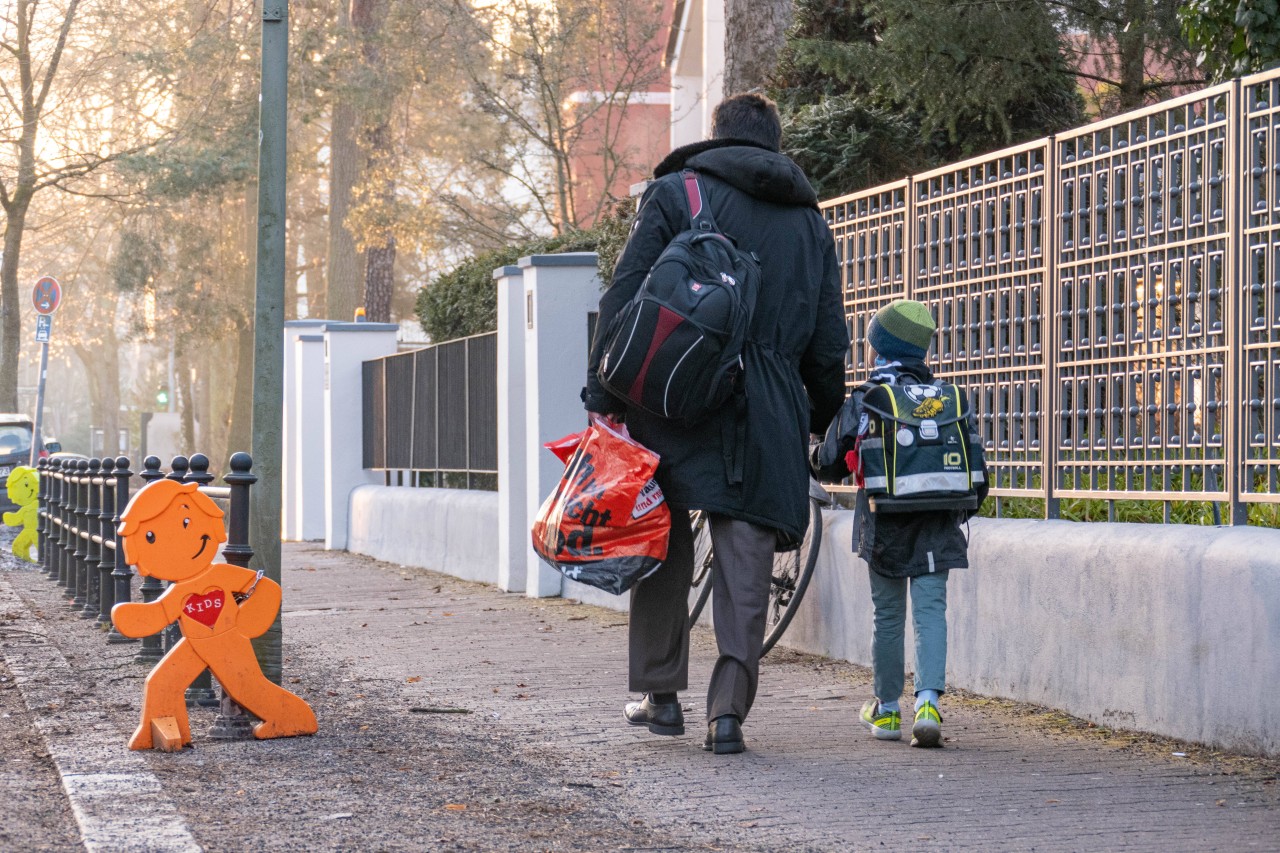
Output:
[857, 380, 986, 513]
[595, 170, 760, 425]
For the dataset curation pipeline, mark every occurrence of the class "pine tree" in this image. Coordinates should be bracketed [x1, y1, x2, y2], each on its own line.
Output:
[773, 0, 1083, 198]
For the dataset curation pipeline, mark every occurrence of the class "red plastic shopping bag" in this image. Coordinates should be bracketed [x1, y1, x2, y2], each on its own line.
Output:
[531, 416, 670, 594]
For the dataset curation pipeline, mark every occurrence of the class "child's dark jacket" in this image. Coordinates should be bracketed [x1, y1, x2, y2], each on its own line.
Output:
[843, 359, 987, 578]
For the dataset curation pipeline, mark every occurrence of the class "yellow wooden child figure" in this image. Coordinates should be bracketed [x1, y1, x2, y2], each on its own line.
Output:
[3, 466, 39, 562]
[111, 478, 317, 750]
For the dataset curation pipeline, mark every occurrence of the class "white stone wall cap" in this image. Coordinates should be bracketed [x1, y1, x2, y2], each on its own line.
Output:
[518, 253, 598, 268]
[322, 322, 399, 332]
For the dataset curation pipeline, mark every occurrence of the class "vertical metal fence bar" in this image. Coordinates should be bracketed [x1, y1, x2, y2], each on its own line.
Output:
[381, 359, 389, 475]
[409, 348, 418, 484]
[435, 341, 441, 482]
[1046, 136, 1062, 519]
[1226, 77, 1248, 524]
[464, 339, 471, 490]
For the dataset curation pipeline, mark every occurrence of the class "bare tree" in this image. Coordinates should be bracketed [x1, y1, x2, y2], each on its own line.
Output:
[0, 0, 182, 410]
[325, 0, 363, 323]
[352, 0, 396, 323]
[445, 0, 665, 234]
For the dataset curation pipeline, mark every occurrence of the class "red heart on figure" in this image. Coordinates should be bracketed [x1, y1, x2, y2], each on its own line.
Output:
[182, 589, 225, 628]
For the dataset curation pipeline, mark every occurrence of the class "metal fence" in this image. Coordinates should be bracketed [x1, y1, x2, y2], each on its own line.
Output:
[363, 332, 498, 489]
[822, 70, 1280, 524]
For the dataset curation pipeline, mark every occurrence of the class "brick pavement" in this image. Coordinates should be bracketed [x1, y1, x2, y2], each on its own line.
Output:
[282, 542, 1279, 852]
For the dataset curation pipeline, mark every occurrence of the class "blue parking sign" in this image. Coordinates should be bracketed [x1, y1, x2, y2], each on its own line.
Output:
[35, 313, 51, 342]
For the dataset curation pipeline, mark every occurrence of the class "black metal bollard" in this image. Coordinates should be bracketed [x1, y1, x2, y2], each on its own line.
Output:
[80, 458, 102, 619]
[41, 459, 58, 580]
[222, 452, 255, 569]
[36, 458, 46, 569]
[107, 457, 136, 644]
[133, 456, 167, 665]
[209, 451, 257, 741]
[62, 459, 77, 594]
[166, 455, 189, 483]
[58, 459, 73, 592]
[161, 456, 189, 656]
[58, 459, 73, 596]
[96, 457, 116, 628]
[71, 460, 90, 608]
[183, 453, 219, 708]
[54, 460, 69, 589]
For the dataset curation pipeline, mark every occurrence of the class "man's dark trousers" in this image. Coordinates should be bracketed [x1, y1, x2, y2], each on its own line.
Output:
[629, 507, 775, 722]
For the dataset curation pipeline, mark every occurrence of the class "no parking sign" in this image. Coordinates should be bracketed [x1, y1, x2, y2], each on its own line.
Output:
[32, 276, 60, 314]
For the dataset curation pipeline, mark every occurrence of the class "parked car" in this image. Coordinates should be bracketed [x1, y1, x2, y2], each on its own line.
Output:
[0, 414, 35, 513]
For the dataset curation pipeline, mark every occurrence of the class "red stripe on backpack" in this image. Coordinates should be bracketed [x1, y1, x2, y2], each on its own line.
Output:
[627, 306, 684, 402]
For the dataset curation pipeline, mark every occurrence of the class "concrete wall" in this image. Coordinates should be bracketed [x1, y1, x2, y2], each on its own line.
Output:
[348, 493, 1280, 757]
[347, 485, 499, 586]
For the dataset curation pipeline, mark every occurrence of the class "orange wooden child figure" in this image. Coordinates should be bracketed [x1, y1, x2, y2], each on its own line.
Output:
[111, 479, 317, 750]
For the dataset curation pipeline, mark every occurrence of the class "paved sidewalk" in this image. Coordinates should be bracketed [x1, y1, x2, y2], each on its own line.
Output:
[1, 537, 1278, 851]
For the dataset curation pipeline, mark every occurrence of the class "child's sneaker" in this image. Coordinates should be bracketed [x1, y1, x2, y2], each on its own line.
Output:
[860, 699, 901, 740]
[911, 701, 943, 748]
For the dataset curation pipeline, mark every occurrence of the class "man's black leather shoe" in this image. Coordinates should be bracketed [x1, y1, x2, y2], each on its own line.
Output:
[701, 715, 744, 754]
[624, 694, 685, 736]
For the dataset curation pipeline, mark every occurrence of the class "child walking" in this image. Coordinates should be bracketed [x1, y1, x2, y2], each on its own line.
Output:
[844, 300, 986, 747]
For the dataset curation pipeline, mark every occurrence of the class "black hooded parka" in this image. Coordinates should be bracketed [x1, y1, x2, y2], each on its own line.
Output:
[584, 140, 850, 544]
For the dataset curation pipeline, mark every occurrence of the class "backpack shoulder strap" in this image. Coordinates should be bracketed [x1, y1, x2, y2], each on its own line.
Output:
[680, 169, 719, 234]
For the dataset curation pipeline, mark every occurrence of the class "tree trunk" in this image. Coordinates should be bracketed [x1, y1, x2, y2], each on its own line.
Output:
[1117, 0, 1148, 112]
[724, 0, 794, 96]
[98, 338, 120, 457]
[176, 350, 197, 452]
[0, 201, 30, 411]
[325, 0, 364, 323]
[362, 120, 396, 322]
[364, 235, 396, 322]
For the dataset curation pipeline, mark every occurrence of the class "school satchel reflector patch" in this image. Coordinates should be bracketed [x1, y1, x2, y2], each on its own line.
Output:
[858, 381, 986, 512]
[531, 417, 671, 595]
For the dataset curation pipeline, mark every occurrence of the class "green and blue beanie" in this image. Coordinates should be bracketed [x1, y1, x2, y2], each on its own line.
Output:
[867, 299, 936, 361]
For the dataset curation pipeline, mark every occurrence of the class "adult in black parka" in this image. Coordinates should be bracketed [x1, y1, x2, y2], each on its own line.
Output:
[583, 94, 849, 754]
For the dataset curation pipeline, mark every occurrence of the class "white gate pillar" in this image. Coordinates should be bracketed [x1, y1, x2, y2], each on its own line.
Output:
[322, 322, 398, 550]
[521, 253, 601, 598]
[496, 264, 527, 592]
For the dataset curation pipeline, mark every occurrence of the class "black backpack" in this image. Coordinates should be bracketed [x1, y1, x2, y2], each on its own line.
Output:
[596, 171, 761, 425]
[857, 379, 986, 513]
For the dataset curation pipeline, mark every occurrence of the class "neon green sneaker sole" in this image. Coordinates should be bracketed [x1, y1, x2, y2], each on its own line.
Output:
[860, 699, 901, 741]
[911, 701, 943, 748]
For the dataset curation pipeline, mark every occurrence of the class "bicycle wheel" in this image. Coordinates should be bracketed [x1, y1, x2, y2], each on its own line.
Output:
[687, 510, 715, 625]
[684, 488, 826, 655]
[760, 494, 823, 655]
